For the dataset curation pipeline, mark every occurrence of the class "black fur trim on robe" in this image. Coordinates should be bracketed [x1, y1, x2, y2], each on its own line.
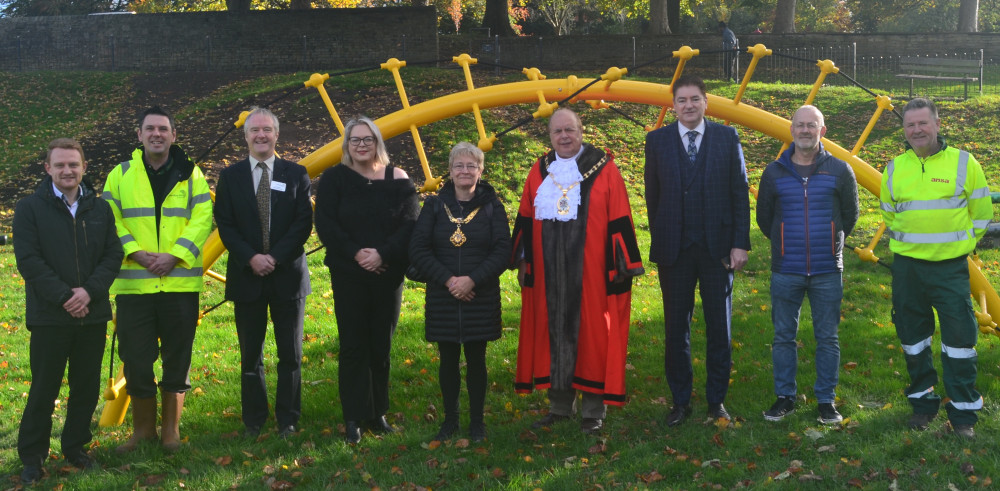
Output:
[537, 144, 608, 391]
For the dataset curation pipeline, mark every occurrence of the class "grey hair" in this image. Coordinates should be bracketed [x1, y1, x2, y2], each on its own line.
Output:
[902, 98, 938, 120]
[243, 106, 280, 136]
[449, 141, 485, 171]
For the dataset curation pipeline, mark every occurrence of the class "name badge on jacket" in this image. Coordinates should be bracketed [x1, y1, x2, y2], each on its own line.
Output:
[270, 181, 286, 192]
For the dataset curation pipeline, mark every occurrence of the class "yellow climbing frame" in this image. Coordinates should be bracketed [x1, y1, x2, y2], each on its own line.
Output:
[101, 45, 999, 427]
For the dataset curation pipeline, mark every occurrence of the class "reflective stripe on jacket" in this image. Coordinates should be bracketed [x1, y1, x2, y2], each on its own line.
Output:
[880, 143, 992, 261]
[103, 147, 213, 294]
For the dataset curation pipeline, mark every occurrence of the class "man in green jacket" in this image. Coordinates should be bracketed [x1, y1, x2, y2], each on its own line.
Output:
[880, 98, 992, 439]
[14, 138, 123, 485]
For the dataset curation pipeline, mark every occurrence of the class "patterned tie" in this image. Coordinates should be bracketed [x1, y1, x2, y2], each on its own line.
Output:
[687, 130, 699, 164]
[256, 162, 270, 253]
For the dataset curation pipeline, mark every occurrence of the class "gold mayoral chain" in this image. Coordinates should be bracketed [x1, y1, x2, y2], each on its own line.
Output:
[443, 205, 482, 247]
[548, 155, 608, 216]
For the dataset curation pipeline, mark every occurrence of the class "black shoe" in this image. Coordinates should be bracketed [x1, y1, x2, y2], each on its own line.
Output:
[469, 421, 487, 442]
[764, 397, 796, 422]
[433, 420, 459, 441]
[278, 425, 297, 439]
[367, 415, 397, 434]
[20, 464, 42, 485]
[244, 425, 262, 438]
[345, 421, 362, 444]
[530, 413, 571, 429]
[65, 452, 98, 470]
[908, 412, 936, 431]
[817, 403, 843, 424]
[580, 418, 604, 435]
[666, 404, 692, 427]
[708, 403, 731, 421]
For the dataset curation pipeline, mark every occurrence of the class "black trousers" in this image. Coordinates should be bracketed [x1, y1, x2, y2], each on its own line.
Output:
[234, 288, 305, 429]
[117, 292, 199, 398]
[331, 276, 402, 421]
[18, 323, 106, 466]
[438, 341, 487, 424]
[659, 245, 734, 407]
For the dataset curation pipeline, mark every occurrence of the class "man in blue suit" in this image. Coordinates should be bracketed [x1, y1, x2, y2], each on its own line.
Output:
[215, 107, 313, 439]
[644, 75, 751, 427]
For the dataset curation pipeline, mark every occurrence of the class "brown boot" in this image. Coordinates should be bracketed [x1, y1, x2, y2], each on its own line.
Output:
[116, 396, 158, 454]
[160, 391, 185, 452]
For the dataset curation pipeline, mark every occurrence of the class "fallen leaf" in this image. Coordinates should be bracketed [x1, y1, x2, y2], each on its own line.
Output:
[804, 429, 824, 440]
[799, 472, 823, 482]
[144, 474, 165, 486]
[454, 438, 470, 448]
[215, 456, 233, 466]
[961, 462, 975, 475]
[817, 445, 836, 453]
[589, 442, 607, 454]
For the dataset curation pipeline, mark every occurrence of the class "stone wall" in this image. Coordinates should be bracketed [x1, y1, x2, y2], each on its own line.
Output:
[0, 8, 438, 72]
[2, 12, 998, 76]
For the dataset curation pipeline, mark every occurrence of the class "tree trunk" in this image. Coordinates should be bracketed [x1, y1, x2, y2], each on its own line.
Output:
[226, 0, 251, 13]
[957, 0, 978, 32]
[667, 0, 680, 34]
[647, 0, 671, 34]
[773, 0, 796, 33]
[482, 0, 515, 37]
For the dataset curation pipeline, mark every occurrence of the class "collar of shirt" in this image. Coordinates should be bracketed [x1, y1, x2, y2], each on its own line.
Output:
[251, 156, 275, 174]
[51, 182, 82, 217]
[552, 145, 585, 168]
[252, 156, 276, 192]
[678, 119, 707, 153]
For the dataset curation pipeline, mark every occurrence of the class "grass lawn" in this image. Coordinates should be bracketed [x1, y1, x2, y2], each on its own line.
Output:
[1, 67, 1000, 490]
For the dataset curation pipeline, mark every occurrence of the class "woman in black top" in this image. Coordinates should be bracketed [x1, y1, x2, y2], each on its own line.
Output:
[408, 142, 511, 442]
[314, 116, 419, 444]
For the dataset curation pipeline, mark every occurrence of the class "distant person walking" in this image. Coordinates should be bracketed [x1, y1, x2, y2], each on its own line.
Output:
[719, 21, 739, 82]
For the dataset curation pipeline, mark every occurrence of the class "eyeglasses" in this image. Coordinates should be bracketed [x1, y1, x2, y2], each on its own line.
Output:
[451, 163, 480, 172]
[349, 137, 376, 147]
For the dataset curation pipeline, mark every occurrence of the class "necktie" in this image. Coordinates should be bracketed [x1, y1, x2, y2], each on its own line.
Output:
[687, 130, 699, 164]
[256, 162, 270, 253]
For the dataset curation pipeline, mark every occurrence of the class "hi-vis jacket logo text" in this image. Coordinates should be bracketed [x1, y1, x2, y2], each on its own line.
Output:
[931, 178, 950, 183]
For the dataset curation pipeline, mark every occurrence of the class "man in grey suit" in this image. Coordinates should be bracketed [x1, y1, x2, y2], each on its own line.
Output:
[215, 107, 313, 439]
[644, 75, 751, 427]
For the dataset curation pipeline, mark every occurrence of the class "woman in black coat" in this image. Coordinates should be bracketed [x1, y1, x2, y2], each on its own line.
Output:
[409, 142, 511, 442]
[314, 116, 419, 444]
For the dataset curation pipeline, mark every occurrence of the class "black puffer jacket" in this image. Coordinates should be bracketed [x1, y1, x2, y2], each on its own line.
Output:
[409, 181, 511, 343]
[13, 177, 123, 328]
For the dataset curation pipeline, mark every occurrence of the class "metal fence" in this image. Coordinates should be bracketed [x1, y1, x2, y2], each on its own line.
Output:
[1, 31, 995, 100]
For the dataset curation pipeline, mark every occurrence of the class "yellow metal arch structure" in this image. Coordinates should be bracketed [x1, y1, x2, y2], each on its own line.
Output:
[102, 47, 1000, 427]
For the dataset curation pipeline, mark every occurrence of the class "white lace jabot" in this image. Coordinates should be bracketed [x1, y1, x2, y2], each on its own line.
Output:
[534, 148, 584, 221]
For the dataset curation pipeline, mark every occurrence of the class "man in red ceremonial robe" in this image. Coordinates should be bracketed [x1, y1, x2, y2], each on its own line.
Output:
[512, 108, 644, 435]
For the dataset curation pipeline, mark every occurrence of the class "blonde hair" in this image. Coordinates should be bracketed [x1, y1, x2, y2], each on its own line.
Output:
[341, 116, 390, 168]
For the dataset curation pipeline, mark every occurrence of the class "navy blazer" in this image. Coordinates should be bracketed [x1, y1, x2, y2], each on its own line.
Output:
[644, 120, 751, 266]
[215, 157, 313, 302]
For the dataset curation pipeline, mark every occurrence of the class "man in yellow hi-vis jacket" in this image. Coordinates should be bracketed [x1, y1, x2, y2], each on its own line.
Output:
[103, 106, 213, 453]
[880, 98, 992, 439]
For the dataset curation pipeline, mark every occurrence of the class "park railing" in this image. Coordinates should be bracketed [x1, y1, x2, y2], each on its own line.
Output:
[0, 30, 996, 99]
